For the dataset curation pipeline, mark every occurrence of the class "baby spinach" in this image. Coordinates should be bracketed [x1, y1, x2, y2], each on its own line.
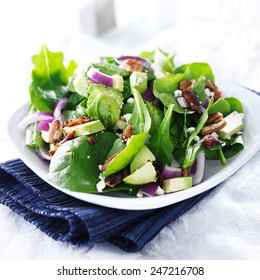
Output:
[47, 132, 117, 193]
[30, 44, 77, 112]
[148, 104, 174, 167]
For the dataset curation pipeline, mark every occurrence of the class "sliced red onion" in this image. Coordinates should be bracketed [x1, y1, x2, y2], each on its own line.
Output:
[176, 96, 189, 108]
[87, 67, 113, 87]
[190, 159, 197, 174]
[17, 112, 54, 129]
[203, 96, 210, 109]
[116, 55, 152, 71]
[36, 147, 51, 161]
[191, 151, 205, 186]
[140, 182, 159, 197]
[54, 97, 68, 121]
[36, 119, 54, 131]
[161, 165, 182, 179]
[142, 86, 156, 102]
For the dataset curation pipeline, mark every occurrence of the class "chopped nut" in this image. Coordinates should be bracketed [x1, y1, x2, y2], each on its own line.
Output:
[56, 131, 75, 146]
[87, 136, 97, 145]
[120, 124, 133, 142]
[104, 170, 126, 188]
[207, 112, 223, 124]
[122, 58, 143, 72]
[48, 119, 63, 144]
[205, 80, 222, 101]
[204, 135, 222, 150]
[201, 119, 227, 135]
[179, 80, 196, 91]
[64, 116, 91, 127]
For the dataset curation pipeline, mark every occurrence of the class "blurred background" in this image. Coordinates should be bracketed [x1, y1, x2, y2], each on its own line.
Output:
[0, 0, 260, 159]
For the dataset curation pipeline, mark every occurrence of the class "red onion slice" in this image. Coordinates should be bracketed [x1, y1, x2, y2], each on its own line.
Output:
[161, 165, 182, 179]
[116, 55, 152, 71]
[142, 86, 156, 102]
[17, 112, 54, 129]
[87, 67, 113, 87]
[36, 119, 54, 131]
[140, 182, 159, 197]
[191, 151, 205, 185]
[54, 97, 68, 121]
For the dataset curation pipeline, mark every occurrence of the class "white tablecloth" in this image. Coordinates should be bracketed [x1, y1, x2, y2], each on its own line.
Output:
[1, 8, 260, 259]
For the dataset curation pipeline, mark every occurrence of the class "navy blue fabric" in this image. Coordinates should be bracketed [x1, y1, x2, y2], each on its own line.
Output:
[0, 159, 214, 252]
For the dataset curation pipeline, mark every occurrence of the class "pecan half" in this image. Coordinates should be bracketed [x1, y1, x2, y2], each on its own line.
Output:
[122, 58, 143, 72]
[48, 119, 63, 144]
[201, 119, 227, 135]
[179, 80, 196, 91]
[64, 116, 91, 127]
[104, 170, 126, 188]
[120, 124, 133, 142]
[205, 80, 222, 101]
[183, 91, 205, 115]
[207, 112, 223, 124]
[204, 135, 222, 150]
[56, 131, 75, 146]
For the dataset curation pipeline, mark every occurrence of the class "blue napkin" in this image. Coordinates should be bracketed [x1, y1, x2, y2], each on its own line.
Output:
[0, 159, 214, 252]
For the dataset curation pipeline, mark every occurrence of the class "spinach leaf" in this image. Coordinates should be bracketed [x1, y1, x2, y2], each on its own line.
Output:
[47, 132, 117, 193]
[175, 62, 215, 82]
[148, 104, 174, 167]
[225, 97, 243, 113]
[29, 44, 77, 112]
[145, 101, 163, 136]
[208, 98, 231, 116]
[152, 48, 175, 74]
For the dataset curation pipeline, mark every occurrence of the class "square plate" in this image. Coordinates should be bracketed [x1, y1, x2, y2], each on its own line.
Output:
[7, 80, 260, 210]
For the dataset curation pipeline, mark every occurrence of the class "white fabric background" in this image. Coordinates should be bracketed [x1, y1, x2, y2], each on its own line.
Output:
[0, 0, 260, 259]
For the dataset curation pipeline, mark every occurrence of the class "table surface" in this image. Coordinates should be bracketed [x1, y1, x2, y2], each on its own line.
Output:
[1, 12, 260, 259]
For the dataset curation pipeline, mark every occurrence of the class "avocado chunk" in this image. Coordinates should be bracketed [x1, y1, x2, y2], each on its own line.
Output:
[163, 177, 192, 193]
[130, 71, 147, 94]
[112, 74, 124, 92]
[63, 120, 105, 137]
[218, 111, 244, 139]
[123, 161, 157, 185]
[130, 145, 156, 173]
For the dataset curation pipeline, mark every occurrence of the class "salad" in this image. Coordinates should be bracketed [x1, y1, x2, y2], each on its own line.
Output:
[18, 44, 245, 198]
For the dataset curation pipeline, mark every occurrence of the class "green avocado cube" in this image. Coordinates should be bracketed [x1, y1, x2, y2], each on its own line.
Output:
[63, 120, 105, 137]
[123, 161, 157, 185]
[130, 145, 155, 173]
[163, 177, 192, 193]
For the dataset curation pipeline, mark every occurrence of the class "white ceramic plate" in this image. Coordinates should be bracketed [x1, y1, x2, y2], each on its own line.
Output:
[7, 80, 260, 210]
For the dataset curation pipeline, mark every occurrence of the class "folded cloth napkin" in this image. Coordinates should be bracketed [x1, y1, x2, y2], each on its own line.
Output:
[0, 159, 214, 252]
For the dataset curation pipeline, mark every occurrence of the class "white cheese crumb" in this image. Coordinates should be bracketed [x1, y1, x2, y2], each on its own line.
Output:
[174, 89, 182, 97]
[98, 165, 103, 171]
[96, 180, 106, 192]
[155, 186, 165, 196]
[126, 97, 134, 104]
[205, 88, 214, 97]
[211, 132, 219, 138]
[122, 113, 132, 123]
[187, 127, 195, 133]
[136, 190, 144, 198]
[194, 135, 200, 142]
[137, 77, 143, 84]
[126, 136, 132, 146]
